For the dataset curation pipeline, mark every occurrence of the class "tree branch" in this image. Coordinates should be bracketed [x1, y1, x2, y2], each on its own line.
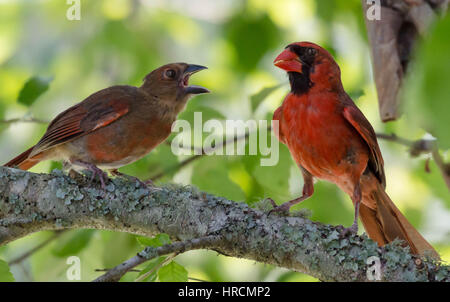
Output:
[376, 132, 450, 191]
[0, 167, 448, 281]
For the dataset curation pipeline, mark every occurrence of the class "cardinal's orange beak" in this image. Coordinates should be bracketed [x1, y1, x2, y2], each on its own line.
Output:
[274, 49, 303, 73]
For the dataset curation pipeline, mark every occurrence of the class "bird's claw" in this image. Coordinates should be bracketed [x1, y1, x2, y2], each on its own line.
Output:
[267, 199, 292, 216]
[88, 166, 109, 189]
[71, 160, 109, 189]
[267, 198, 278, 208]
[339, 223, 358, 238]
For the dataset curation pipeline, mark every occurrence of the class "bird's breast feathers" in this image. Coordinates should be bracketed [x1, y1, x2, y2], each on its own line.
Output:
[280, 93, 368, 180]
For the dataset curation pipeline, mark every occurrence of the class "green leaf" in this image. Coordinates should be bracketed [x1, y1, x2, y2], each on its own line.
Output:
[17, 76, 53, 107]
[135, 256, 166, 282]
[0, 259, 14, 282]
[52, 229, 95, 257]
[158, 260, 188, 282]
[136, 233, 171, 247]
[48, 161, 63, 173]
[250, 84, 281, 113]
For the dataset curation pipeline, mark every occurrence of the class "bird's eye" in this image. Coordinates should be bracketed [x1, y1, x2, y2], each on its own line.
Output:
[306, 48, 316, 56]
[164, 69, 176, 79]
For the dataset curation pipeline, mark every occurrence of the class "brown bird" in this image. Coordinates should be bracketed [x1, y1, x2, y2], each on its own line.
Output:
[271, 42, 439, 258]
[5, 63, 209, 186]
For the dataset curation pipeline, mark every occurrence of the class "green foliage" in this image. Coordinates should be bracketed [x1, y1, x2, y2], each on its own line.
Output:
[192, 157, 246, 201]
[0, 259, 14, 282]
[136, 233, 171, 247]
[250, 84, 281, 112]
[224, 9, 280, 72]
[17, 76, 52, 107]
[119, 143, 179, 181]
[298, 182, 351, 226]
[250, 143, 292, 201]
[404, 15, 450, 148]
[179, 101, 225, 127]
[135, 256, 166, 282]
[101, 232, 140, 268]
[157, 260, 188, 282]
[134, 233, 190, 282]
[413, 160, 450, 208]
[52, 230, 95, 257]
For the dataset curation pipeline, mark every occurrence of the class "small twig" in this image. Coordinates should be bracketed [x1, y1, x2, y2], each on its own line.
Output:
[95, 268, 141, 273]
[375, 132, 437, 156]
[376, 132, 449, 191]
[134, 253, 175, 282]
[93, 235, 222, 282]
[375, 133, 414, 147]
[188, 277, 208, 282]
[431, 147, 450, 190]
[0, 117, 48, 125]
[8, 230, 64, 265]
[94, 268, 209, 282]
[150, 155, 201, 181]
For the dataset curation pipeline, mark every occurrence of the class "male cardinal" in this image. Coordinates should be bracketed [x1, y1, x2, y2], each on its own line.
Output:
[271, 42, 439, 258]
[4, 63, 209, 187]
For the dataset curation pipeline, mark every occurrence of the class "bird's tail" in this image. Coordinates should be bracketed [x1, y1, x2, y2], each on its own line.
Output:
[359, 173, 440, 259]
[4, 146, 41, 170]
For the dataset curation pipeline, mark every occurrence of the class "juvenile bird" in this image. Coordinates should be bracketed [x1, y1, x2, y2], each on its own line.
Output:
[5, 63, 209, 186]
[271, 42, 439, 258]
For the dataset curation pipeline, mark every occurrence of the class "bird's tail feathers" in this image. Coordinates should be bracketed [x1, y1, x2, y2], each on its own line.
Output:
[360, 174, 439, 259]
[4, 146, 42, 170]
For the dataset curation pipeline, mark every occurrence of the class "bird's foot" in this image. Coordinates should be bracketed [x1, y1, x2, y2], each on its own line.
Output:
[267, 199, 293, 216]
[71, 160, 109, 189]
[88, 166, 108, 189]
[339, 222, 359, 238]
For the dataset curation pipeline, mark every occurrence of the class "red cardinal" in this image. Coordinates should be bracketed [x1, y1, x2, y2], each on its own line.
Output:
[4, 63, 209, 186]
[271, 42, 439, 258]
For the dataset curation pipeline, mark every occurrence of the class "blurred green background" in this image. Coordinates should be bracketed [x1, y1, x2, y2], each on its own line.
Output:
[0, 0, 449, 282]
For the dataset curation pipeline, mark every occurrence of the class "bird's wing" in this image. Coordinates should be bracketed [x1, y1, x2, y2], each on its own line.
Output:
[342, 101, 386, 187]
[272, 106, 286, 144]
[30, 87, 132, 157]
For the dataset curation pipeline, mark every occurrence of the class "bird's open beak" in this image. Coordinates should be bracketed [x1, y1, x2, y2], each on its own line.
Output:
[274, 49, 303, 73]
[183, 64, 210, 94]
